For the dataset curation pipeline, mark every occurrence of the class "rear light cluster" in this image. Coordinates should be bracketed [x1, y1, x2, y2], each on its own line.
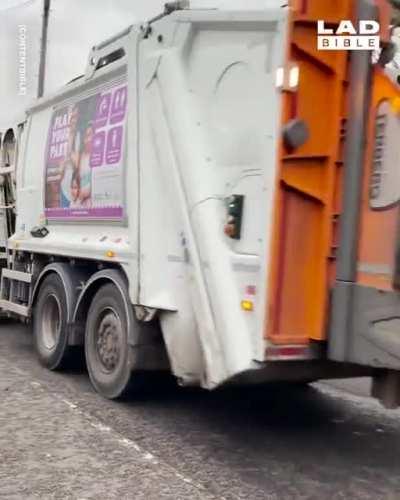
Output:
[223, 194, 244, 240]
[275, 64, 300, 91]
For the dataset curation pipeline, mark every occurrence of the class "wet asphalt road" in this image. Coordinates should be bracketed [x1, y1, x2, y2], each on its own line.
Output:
[1, 321, 400, 500]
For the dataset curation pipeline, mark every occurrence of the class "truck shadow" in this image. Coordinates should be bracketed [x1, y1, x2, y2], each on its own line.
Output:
[119, 381, 400, 496]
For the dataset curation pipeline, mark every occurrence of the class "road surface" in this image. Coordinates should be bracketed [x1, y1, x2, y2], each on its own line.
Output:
[0, 321, 399, 499]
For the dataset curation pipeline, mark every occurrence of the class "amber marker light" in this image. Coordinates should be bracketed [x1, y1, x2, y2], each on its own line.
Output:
[241, 300, 254, 312]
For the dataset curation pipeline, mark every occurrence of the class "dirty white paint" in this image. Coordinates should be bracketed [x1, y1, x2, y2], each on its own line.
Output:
[11, 7, 288, 389]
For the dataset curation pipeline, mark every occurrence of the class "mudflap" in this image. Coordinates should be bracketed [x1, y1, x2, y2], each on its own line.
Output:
[372, 371, 400, 410]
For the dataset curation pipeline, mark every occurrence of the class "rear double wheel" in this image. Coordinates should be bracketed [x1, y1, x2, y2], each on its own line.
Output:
[33, 273, 71, 370]
[85, 283, 137, 399]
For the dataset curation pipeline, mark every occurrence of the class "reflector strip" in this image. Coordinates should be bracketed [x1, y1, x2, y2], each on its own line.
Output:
[265, 346, 309, 359]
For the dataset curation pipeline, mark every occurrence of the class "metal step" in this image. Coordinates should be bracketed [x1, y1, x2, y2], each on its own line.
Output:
[2, 269, 32, 283]
[0, 300, 30, 317]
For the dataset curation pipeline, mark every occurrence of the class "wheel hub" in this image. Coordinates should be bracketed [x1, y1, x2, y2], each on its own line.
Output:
[41, 293, 61, 351]
[96, 310, 122, 372]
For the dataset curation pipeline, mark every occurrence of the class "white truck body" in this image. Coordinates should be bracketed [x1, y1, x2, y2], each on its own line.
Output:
[8, 7, 290, 389]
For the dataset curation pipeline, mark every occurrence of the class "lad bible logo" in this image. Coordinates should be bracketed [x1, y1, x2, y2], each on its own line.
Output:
[318, 20, 380, 51]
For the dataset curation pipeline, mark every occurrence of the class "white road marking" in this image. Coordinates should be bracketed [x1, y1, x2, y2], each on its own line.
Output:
[37, 392, 227, 499]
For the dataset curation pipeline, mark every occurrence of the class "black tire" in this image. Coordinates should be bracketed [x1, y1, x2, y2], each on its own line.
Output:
[33, 273, 71, 370]
[85, 283, 136, 400]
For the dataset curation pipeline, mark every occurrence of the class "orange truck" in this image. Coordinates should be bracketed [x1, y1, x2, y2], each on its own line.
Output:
[1, 0, 400, 405]
[269, 0, 400, 407]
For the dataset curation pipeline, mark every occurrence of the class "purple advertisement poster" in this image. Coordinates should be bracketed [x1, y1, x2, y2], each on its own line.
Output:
[45, 82, 127, 220]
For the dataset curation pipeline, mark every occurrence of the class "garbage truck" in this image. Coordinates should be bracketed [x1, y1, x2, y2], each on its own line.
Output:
[2, 0, 400, 407]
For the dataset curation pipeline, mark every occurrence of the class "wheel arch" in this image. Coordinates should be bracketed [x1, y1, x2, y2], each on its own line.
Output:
[31, 263, 89, 319]
[72, 268, 136, 345]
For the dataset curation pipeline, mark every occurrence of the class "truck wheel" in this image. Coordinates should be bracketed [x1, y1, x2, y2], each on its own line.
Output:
[33, 273, 70, 370]
[85, 283, 136, 399]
